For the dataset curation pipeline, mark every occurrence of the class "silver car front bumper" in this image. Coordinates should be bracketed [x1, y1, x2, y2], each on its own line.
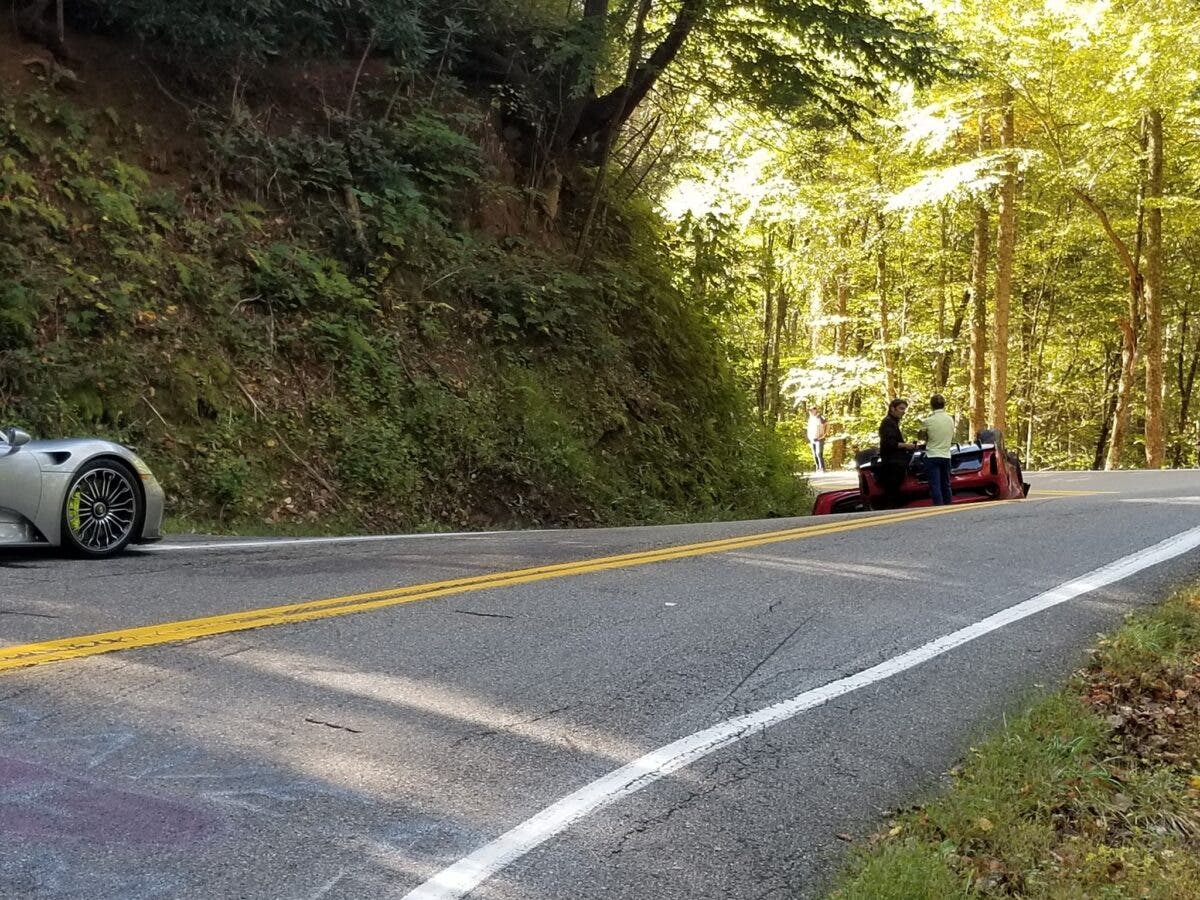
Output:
[139, 473, 166, 542]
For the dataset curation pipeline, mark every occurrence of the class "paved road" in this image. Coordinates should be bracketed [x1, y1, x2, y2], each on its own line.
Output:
[2, 471, 1199, 899]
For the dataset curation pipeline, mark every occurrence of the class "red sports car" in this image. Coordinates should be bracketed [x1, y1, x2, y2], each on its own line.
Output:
[812, 429, 1030, 515]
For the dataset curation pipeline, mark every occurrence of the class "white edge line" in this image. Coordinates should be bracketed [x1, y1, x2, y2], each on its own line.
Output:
[143, 518, 816, 553]
[144, 531, 508, 552]
[404, 525, 1200, 900]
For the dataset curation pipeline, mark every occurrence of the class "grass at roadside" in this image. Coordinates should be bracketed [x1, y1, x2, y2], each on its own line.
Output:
[830, 592, 1200, 900]
[163, 514, 423, 539]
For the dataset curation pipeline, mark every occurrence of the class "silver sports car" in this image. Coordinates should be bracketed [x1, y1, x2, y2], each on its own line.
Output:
[0, 426, 165, 558]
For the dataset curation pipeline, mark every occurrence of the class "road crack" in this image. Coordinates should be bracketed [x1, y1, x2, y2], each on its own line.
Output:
[713, 611, 818, 713]
[304, 717, 363, 734]
[606, 739, 771, 859]
[450, 704, 572, 749]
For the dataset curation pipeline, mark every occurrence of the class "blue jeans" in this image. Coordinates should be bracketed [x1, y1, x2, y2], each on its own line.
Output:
[925, 456, 952, 505]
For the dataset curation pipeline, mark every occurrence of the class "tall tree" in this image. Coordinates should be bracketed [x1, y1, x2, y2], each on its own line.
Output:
[756, 228, 778, 419]
[876, 213, 898, 400]
[835, 227, 851, 357]
[1173, 287, 1200, 466]
[969, 111, 990, 436]
[1143, 107, 1164, 467]
[1074, 187, 1142, 470]
[991, 90, 1017, 435]
[467, 0, 956, 167]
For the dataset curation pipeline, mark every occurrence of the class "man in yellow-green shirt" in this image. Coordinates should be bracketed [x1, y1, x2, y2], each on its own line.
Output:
[920, 394, 956, 505]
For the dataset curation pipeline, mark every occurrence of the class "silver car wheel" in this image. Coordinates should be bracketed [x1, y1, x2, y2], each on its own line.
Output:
[66, 466, 138, 553]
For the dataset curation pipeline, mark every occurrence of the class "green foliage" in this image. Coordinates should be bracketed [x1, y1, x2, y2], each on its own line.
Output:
[84, 0, 455, 75]
[0, 282, 37, 346]
[688, 0, 961, 127]
[1093, 598, 1200, 683]
[0, 87, 807, 531]
[246, 244, 366, 312]
[652, 0, 1200, 472]
[832, 595, 1200, 899]
[203, 455, 253, 511]
[834, 843, 967, 900]
[332, 417, 422, 507]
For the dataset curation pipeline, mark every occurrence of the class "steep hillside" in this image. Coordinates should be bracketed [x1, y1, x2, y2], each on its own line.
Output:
[0, 24, 808, 532]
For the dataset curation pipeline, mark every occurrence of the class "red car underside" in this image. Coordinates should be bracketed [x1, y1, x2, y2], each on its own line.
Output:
[812, 438, 1029, 515]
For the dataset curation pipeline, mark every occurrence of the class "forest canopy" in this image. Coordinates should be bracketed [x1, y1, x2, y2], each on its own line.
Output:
[11, 0, 1200, 493]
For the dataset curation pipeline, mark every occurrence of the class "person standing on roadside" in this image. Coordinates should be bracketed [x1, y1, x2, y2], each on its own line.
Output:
[806, 406, 828, 473]
[877, 398, 920, 508]
[919, 394, 956, 506]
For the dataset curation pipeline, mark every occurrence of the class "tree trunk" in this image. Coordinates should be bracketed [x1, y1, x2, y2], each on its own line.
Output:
[969, 110, 991, 437]
[17, 0, 73, 62]
[541, 0, 611, 155]
[575, 0, 653, 259]
[756, 230, 776, 420]
[934, 204, 949, 389]
[941, 289, 972, 391]
[835, 229, 850, 356]
[991, 94, 1017, 435]
[1143, 108, 1165, 468]
[1094, 348, 1120, 470]
[572, 0, 703, 147]
[1108, 318, 1138, 469]
[969, 204, 990, 437]
[810, 279, 825, 357]
[771, 281, 790, 425]
[876, 213, 897, 400]
[1173, 299, 1200, 467]
[1074, 189, 1143, 470]
[1022, 257, 1059, 469]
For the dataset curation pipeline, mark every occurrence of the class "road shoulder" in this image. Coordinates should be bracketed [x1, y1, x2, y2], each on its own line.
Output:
[829, 587, 1200, 899]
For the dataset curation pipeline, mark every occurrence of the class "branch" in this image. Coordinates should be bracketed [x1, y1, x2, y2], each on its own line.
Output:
[584, 0, 610, 20]
[346, 30, 376, 117]
[574, 0, 703, 143]
[1072, 188, 1139, 283]
[17, 0, 74, 63]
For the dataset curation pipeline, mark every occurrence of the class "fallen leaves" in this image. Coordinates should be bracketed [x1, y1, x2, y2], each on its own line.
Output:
[1084, 651, 1200, 771]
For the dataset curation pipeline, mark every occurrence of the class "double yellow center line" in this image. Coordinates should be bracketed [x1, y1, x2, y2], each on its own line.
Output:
[1033, 489, 1113, 496]
[1, 503, 993, 674]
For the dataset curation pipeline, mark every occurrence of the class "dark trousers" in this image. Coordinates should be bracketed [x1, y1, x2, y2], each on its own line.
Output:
[925, 455, 952, 506]
[876, 462, 906, 509]
[810, 439, 825, 472]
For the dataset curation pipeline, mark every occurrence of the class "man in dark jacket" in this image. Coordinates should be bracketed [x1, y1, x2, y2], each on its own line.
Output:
[876, 398, 921, 508]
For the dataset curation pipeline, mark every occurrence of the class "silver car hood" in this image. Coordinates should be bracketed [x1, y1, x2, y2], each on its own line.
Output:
[0, 437, 165, 546]
[26, 438, 132, 452]
[20, 438, 154, 478]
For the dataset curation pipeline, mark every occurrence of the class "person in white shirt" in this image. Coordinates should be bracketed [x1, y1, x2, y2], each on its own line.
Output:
[919, 394, 956, 505]
[806, 406, 827, 472]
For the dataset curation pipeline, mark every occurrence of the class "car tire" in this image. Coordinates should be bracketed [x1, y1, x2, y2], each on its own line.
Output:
[1007, 452, 1030, 497]
[60, 459, 143, 558]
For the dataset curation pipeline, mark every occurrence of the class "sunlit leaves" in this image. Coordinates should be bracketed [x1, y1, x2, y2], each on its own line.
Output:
[884, 150, 1040, 215]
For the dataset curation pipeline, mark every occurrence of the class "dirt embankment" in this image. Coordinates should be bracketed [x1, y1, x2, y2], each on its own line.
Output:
[3, 19, 528, 237]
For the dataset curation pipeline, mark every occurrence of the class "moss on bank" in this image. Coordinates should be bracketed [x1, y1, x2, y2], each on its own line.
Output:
[0, 87, 808, 531]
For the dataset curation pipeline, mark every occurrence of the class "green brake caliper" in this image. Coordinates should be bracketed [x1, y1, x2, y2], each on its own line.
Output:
[67, 490, 83, 533]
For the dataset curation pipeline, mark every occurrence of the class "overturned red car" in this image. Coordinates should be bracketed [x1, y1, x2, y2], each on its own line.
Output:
[812, 429, 1030, 515]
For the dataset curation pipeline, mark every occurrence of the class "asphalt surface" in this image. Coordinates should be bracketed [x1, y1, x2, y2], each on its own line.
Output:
[2, 470, 1200, 899]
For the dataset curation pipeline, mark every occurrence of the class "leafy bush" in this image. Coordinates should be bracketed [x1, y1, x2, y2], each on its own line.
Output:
[81, 0, 458, 75]
[246, 244, 367, 312]
[334, 418, 422, 507]
[0, 85, 808, 532]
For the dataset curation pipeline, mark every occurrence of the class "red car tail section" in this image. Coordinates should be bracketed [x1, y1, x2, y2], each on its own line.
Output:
[812, 432, 1029, 515]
